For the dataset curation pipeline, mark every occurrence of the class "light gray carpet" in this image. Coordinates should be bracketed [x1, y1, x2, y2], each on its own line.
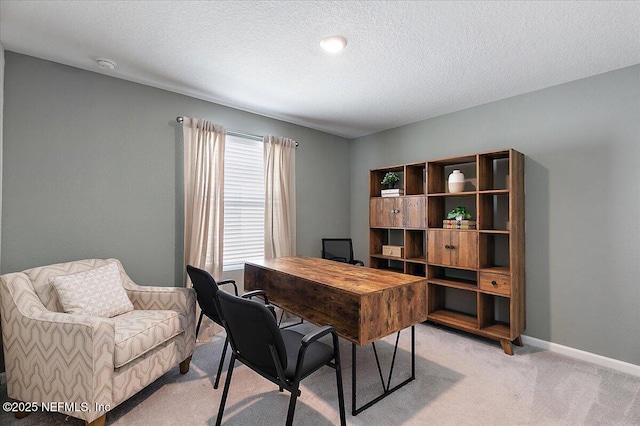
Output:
[1, 321, 639, 425]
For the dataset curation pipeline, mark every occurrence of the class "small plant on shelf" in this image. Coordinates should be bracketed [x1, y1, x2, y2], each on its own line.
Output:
[447, 206, 472, 221]
[381, 171, 400, 188]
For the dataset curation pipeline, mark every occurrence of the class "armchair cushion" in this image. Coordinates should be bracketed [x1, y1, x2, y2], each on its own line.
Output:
[50, 262, 134, 317]
[113, 310, 183, 368]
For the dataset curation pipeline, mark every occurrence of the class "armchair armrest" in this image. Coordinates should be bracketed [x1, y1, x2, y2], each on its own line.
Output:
[124, 284, 195, 312]
[350, 259, 365, 266]
[1, 307, 115, 415]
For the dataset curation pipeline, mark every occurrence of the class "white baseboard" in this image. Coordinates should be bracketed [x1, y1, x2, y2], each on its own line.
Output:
[522, 335, 640, 377]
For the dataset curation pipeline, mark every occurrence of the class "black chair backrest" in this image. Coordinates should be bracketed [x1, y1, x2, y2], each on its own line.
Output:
[186, 265, 223, 325]
[322, 238, 354, 263]
[216, 290, 288, 376]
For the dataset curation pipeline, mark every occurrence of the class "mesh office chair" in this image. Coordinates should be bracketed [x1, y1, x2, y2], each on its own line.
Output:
[186, 265, 270, 389]
[215, 290, 346, 426]
[321, 238, 364, 266]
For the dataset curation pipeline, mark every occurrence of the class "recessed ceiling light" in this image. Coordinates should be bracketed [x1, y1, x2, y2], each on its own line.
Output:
[320, 36, 347, 53]
[96, 58, 116, 70]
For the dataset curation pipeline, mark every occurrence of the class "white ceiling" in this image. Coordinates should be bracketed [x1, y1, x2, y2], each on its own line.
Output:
[1, 1, 639, 139]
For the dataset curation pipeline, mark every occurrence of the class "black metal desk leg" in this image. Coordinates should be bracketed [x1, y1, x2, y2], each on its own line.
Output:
[351, 325, 416, 416]
[351, 342, 357, 415]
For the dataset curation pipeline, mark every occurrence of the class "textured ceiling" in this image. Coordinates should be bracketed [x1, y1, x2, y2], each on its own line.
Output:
[1, 1, 639, 139]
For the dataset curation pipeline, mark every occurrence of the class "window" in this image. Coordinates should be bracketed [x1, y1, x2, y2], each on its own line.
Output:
[223, 134, 265, 270]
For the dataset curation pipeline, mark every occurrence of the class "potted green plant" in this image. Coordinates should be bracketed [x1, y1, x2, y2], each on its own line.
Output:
[447, 206, 472, 221]
[381, 171, 400, 189]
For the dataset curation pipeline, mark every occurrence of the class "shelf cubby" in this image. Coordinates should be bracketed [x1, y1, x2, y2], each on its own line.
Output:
[404, 230, 425, 261]
[369, 257, 405, 273]
[370, 165, 404, 197]
[427, 266, 477, 291]
[478, 152, 510, 191]
[479, 233, 510, 270]
[428, 284, 478, 329]
[405, 262, 426, 277]
[369, 228, 388, 257]
[427, 194, 477, 228]
[427, 155, 477, 194]
[404, 162, 427, 195]
[479, 293, 511, 339]
[478, 193, 510, 231]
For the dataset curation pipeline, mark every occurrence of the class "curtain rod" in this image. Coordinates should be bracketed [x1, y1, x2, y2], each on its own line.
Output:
[176, 116, 298, 146]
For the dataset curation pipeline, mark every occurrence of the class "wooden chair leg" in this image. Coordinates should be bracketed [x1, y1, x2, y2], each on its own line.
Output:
[86, 414, 106, 426]
[180, 356, 192, 374]
[513, 336, 523, 347]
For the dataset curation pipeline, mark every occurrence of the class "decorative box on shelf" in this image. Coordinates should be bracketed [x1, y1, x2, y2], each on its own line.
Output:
[381, 188, 404, 197]
[382, 245, 404, 258]
[443, 220, 476, 229]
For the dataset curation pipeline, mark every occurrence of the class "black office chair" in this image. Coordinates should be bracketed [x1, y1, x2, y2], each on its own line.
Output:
[186, 265, 270, 389]
[215, 291, 346, 426]
[321, 238, 364, 266]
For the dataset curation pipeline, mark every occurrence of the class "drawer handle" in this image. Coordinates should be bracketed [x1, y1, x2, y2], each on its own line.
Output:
[491, 280, 497, 286]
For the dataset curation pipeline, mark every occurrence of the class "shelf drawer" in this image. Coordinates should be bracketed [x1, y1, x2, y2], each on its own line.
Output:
[479, 272, 510, 296]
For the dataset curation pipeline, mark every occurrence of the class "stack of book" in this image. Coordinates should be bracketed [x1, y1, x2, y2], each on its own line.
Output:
[443, 219, 476, 229]
[381, 188, 404, 197]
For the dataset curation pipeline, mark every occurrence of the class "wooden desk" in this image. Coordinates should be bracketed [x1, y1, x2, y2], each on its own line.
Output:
[244, 256, 428, 346]
[244, 256, 429, 415]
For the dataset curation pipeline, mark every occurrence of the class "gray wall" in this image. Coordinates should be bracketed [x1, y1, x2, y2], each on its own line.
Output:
[350, 64, 640, 366]
[1, 52, 351, 286]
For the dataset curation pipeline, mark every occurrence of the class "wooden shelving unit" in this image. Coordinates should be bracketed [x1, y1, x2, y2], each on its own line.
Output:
[369, 149, 525, 354]
[368, 162, 427, 277]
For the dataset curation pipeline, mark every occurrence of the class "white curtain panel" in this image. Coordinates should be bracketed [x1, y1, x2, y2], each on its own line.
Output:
[182, 117, 225, 341]
[264, 135, 297, 259]
[182, 118, 226, 276]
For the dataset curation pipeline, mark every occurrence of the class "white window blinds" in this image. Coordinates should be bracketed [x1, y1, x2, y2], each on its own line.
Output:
[223, 134, 265, 270]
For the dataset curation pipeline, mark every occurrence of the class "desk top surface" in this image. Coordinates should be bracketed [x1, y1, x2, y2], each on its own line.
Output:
[247, 256, 424, 295]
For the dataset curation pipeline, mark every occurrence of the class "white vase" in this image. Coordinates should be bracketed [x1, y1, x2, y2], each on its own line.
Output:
[448, 169, 465, 193]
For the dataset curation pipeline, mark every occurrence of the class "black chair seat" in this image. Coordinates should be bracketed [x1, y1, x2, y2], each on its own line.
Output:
[281, 329, 334, 381]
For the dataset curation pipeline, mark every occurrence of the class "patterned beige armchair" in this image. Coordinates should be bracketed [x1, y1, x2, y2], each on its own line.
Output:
[0, 259, 196, 426]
